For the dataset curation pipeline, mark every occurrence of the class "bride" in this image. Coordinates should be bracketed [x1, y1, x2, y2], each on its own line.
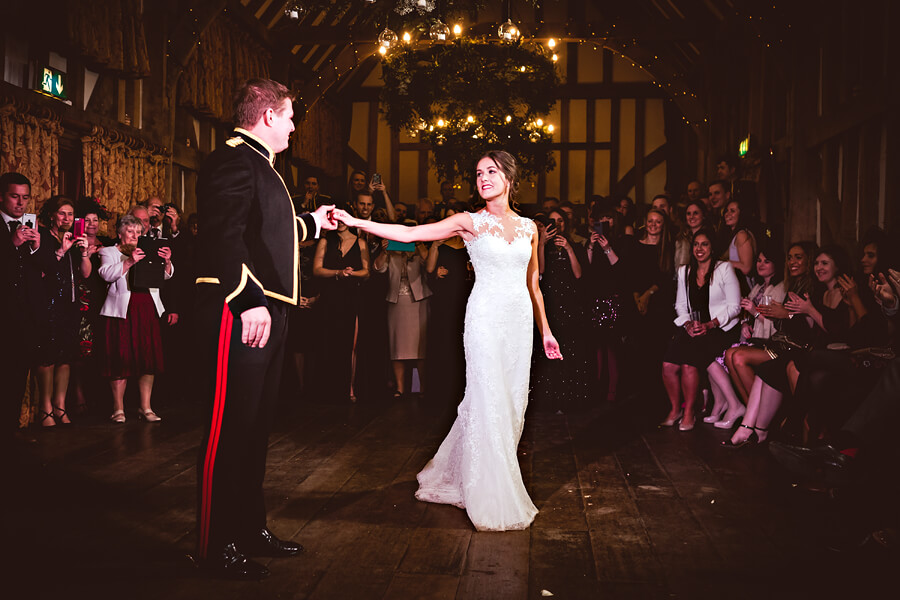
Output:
[331, 150, 561, 531]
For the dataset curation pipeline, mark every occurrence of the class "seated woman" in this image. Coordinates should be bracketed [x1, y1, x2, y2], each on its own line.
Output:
[725, 241, 816, 404]
[725, 245, 855, 447]
[661, 229, 741, 431]
[99, 215, 173, 423]
[706, 242, 787, 428]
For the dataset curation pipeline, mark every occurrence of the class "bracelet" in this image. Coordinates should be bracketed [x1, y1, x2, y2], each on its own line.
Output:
[603, 248, 612, 254]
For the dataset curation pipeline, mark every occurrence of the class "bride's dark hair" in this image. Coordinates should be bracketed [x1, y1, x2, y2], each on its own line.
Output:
[477, 150, 520, 201]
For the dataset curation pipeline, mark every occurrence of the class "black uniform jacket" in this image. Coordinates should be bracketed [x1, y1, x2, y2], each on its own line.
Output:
[0, 218, 54, 343]
[195, 128, 318, 316]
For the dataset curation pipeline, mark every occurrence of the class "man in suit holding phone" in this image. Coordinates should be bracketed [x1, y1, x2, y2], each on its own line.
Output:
[0, 172, 50, 443]
[193, 78, 337, 580]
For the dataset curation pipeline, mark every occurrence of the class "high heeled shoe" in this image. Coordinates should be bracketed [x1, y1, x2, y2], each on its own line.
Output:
[110, 410, 126, 424]
[53, 407, 72, 426]
[137, 408, 162, 422]
[659, 409, 683, 427]
[678, 414, 697, 431]
[703, 408, 726, 424]
[721, 424, 767, 449]
[714, 407, 746, 429]
[39, 410, 56, 428]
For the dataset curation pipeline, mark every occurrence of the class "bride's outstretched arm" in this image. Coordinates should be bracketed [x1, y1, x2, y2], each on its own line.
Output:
[331, 209, 472, 243]
[526, 224, 563, 360]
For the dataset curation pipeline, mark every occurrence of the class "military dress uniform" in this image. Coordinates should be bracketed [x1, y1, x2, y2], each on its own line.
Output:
[194, 128, 320, 561]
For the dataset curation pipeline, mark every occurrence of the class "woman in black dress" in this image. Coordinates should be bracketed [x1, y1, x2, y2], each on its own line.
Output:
[531, 208, 588, 411]
[425, 204, 472, 403]
[35, 196, 92, 427]
[313, 219, 370, 401]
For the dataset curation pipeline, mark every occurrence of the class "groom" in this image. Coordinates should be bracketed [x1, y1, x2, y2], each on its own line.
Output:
[194, 78, 336, 580]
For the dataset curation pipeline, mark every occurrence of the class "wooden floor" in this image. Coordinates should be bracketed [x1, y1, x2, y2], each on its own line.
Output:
[8, 388, 894, 600]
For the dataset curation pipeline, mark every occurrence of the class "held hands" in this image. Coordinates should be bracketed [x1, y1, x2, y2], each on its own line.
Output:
[329, 207, 356, 228]
[313, 204, 339, 231]
[542, 334, 563, 360]
[436, 266, 449, 279]
[634, 291, 650, 316]
[684, 320, 709, 337]
[240, 306, 271, 348]
[740, 297, 756, 313]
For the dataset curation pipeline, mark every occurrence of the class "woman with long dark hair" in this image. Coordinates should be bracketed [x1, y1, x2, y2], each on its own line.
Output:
[660, 229, 741, 430]
[330, 150, 561, 531]
[531, 207, 587, 411]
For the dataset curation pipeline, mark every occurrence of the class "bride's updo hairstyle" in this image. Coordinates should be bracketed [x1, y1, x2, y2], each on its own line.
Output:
[478, 150, 520, 201]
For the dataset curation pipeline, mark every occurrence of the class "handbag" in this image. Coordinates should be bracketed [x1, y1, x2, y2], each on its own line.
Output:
[762, 331, 812, 358]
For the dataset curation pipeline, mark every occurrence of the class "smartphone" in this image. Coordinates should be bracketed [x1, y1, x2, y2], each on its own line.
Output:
[545, 224, 558, 238]
[22, 213, 37, 229]
[591, 221, 607, 236]
[371, 173, 382, 185]
[386, 240, 415, 252]
[73, 218, 85, 238]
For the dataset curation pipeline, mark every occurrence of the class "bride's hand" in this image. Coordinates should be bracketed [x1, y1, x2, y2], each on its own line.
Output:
[542, 334, 563, 360]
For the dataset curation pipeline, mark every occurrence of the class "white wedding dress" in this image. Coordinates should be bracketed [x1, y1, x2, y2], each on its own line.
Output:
[415, 211, 539, 531]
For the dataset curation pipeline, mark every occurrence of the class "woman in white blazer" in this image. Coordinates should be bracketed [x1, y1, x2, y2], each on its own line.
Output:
[98, 215, 173, 423]
[660, 228, 741, 431]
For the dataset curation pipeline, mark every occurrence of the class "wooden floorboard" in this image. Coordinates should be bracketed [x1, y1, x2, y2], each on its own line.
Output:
[8, 392, 892, 600]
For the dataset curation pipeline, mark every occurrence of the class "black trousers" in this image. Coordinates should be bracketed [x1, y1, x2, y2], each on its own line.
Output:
[195, 289, 288, 559]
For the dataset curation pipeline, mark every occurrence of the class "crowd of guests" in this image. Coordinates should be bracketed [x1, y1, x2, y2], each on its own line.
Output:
[1, 172, 196, 429]
[5, 161, 899, 495]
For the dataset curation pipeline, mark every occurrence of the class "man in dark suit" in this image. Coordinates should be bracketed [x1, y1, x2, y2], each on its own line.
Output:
[0, 172, 47, 442]
[194, 78, 336, 580]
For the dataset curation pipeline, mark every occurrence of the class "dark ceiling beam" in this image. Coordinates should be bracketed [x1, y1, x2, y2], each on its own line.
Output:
[224, 0, 273, 48]
[273, 19, 708, 46]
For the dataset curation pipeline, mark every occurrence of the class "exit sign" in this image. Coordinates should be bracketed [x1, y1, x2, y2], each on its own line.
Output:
[738, 136, 750, 157]
[39, 66, 67, 101]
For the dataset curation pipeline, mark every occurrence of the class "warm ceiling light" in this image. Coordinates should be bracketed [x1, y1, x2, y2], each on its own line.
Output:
[466, 115, 475, 123]
[437, 118, 446, 127]
[453, 24, 462, 36]
[535, 118, 544, 127]
[402, 32, 412, 43]
[547, 124, 555, 133]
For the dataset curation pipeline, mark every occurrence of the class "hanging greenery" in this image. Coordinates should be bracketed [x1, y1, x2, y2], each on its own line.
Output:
[379, 38, 560, 184]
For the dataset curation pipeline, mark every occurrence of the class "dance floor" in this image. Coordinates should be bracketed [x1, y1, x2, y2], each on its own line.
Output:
[8, 389, 892, 599]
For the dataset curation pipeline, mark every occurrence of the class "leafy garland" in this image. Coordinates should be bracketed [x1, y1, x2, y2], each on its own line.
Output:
[379, 39, 560, 184]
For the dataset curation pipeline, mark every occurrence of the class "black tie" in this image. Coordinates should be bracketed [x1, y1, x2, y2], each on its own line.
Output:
[8, 220, 20, 233]
[149, 228, 160, 240]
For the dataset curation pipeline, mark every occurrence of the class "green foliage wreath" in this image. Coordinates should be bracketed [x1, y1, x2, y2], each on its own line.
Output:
[379, 39, 560, 184]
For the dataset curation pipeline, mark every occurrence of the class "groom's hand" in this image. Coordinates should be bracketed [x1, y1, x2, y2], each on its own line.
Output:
[240, 306, 271, 348]
[313, 204, 338, 230]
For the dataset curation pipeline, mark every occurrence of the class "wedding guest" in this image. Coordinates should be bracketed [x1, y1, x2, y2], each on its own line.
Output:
[312, 218, 370, 401]
[661, 229, 741, 430]
[374, 225, 432, 397]
[34, 196, 92, 427]
[98, 215, 173, 423]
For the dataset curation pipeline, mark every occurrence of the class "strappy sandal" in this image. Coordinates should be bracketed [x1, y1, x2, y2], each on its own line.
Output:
[39, 411, 56, 428]
[722, 424, 758, 449]
[53, 408, 72, 426]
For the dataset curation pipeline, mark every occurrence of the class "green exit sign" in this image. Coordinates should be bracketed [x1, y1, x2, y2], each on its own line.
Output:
[39, 66, 67, 101]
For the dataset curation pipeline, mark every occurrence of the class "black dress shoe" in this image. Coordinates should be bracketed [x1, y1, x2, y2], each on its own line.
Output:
[239, 527, 305, 557]
[200, 542, 269, 580]
[769, 441, 857, 486]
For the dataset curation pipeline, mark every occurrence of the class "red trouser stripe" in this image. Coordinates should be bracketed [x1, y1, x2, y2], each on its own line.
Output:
[198, 303, 233, 559]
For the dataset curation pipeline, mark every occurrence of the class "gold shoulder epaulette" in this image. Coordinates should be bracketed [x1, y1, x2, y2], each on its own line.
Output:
[225, 137, 244, 147]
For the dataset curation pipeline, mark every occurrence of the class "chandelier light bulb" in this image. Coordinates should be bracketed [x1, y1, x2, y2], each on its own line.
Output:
[498, 19, 520, 42]
[505, 115, 512, 123]
[429, 20, 451, 41]
[552, 53, 558, 62]
[536, 118, 544, 127]
[548, 38, 557, 48]
[378, 45, 388, 56]
[453, 24, 462, 36]
[284, 3, 304, 21]
[547, 124, 555, 133]
[378, 27, 399, 49]
[402, 31, 412, 43]
[466, 115, 475, 123]
[437, 118, 446, 127]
